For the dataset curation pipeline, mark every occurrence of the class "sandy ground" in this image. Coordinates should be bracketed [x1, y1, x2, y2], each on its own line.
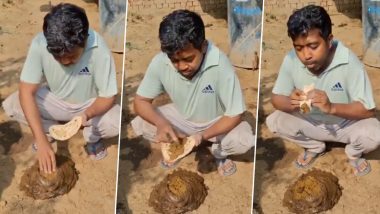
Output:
[116, 9, 258, 214]
[254, 9, 380, 214]
[0, 0, 124, 213]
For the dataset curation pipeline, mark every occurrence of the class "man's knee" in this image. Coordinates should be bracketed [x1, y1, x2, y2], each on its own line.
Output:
[96, 104, 121, 138]
[221, 121, 255, 155]
[265, 110, 281, 134]
[2, 91, 22, 119]
[130, 116, 144, 136]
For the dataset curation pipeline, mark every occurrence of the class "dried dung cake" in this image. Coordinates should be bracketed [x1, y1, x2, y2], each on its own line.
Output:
[283, 169, 342, 214]
[20, 155, 79, 200]
[49, 116, 82, 141]
[149, 168, 208, 214]
[161, 137, 195, 163]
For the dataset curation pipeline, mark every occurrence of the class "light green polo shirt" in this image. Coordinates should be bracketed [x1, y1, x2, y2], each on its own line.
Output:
[137, 41, 246, 123]
[20, 29, 118, 104]
[273, 40, 375, 125]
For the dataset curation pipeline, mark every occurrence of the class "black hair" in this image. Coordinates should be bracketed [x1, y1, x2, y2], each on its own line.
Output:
[43, 3, 89, 57]
[287, 5, 332, 41]
[159, 10, 205, 56]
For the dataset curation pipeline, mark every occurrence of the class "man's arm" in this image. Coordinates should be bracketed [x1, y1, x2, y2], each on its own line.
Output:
[134, 94, 180, 142]
[271, 89, 375, 120]
[19, 81, 56, 173]
[271, 89, 304, 113]
[201, 114, 242, 140]
[83, 96, 116, 121]
[311, 89, 375, 120]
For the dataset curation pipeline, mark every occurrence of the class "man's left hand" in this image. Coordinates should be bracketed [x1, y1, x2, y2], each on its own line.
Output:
[310, 89, 334, 114]
[189, 133, 203, 147]
[80, 112, 91, 127]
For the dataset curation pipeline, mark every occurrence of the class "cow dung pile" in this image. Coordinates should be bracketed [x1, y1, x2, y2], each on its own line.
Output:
[20, 155, 79, 200]
[149, 168, 208, 214]
[283, 169, 342, 214]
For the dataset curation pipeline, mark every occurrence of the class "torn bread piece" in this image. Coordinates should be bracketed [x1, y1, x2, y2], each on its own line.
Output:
[49, 116, 82, 141]
[299, 83, 315, 114]
[161, 137, 196, 163]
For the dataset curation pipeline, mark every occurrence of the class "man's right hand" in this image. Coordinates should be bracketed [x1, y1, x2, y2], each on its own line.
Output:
[36, 142, 56, 174]
[289, 89, 305, 111]
[154, 120, 181, 143]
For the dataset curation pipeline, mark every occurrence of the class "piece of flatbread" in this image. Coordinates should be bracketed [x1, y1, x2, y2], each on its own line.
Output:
[49, 116, 82, 141]
[161, 137, 196, 163]
[299, 83, 314, 114]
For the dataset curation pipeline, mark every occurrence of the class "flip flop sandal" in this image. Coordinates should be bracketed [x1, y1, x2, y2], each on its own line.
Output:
[216, 158, 237, 176]
[85, 141, 108, 161]
[294, 150, 324, 169]
[159, 159, 179, 169]
[349, 158, 371, 176]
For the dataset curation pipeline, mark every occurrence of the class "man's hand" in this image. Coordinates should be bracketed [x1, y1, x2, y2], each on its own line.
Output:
[310, 89, 333, 114]
[154, 120, 180, 143]
[80, 112, 91, 127]
[189, 133, 203, 147]
[289, 88, 305, 111]
[36, 142, 56, 174]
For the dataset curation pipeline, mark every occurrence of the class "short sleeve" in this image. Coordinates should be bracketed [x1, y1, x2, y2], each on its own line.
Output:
[20, 35, 44, 84]
[346, 54, 376, 110]
[217, 54, 246, 116]
[136, 54, 165, 99]
[94, 52, 118, 97]
[272, 53, 296, 96]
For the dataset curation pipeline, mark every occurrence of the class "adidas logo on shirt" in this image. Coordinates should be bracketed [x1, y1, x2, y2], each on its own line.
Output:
[202, 84, 215, 93]
[331, 82, 344, 91]
[79, 67, 91, 75]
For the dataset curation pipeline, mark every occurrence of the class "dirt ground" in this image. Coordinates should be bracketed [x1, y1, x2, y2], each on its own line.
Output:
[0, 0, 124, 213]
[254, 9, 380, 214]
[116, 9, 258, 214]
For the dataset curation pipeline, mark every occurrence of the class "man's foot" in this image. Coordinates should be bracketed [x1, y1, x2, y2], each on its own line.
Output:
[294, 150, 324, 169]
[85, 141, 107, 161]
[349, 158, 371, 176]
[159, 159, 179, 169]
[216, 158, 236, 176]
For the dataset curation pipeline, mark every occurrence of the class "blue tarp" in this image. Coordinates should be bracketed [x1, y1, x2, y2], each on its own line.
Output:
[228, 0, 262, 69]
[99, 0, 127, 53]
[363, 0, 380, 67]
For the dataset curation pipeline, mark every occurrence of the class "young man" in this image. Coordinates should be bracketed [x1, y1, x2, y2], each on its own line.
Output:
[266, 5, 380, 176]
[131, 10, 255, 176]
[2, 3, 120, 174]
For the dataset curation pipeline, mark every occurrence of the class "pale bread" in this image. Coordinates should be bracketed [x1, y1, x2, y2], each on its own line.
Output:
[299, 83, 314, 114]
[161, 137, 196, 163]
[49, 116, 82, 141]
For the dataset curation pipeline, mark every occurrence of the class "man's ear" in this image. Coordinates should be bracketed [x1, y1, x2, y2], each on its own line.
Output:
[328, 34, 334, 48]
[201, 40, 208, 54]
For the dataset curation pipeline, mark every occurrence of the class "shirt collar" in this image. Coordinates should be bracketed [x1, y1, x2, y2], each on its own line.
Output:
[84, 29, 98, 51]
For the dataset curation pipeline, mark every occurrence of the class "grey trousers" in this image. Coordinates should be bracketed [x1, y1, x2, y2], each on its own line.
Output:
[266, 110, 380, 158]
[2, 86, 120, 143]
[131, 104, 255, 159]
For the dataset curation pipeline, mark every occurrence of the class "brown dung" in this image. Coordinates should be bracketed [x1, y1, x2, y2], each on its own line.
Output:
[283, 169, 342, 214]
[20, 155, 79, 200]
[149, 168, 208, 214]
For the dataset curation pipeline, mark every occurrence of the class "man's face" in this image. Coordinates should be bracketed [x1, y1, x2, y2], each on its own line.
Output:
[293, 28, 333, 74]
[168, 42, 207, 79]
[53, 46, 84, 66]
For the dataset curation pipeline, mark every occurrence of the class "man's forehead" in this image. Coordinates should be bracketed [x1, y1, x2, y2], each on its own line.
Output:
[170, 45, 198, 59]
[293, 29, 324, 44]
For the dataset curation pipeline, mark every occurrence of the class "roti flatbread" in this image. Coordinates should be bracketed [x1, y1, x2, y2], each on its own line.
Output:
[299, 84, 314, 114]
[49, 116, 82, 141]
[161, 137, 196, 163]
